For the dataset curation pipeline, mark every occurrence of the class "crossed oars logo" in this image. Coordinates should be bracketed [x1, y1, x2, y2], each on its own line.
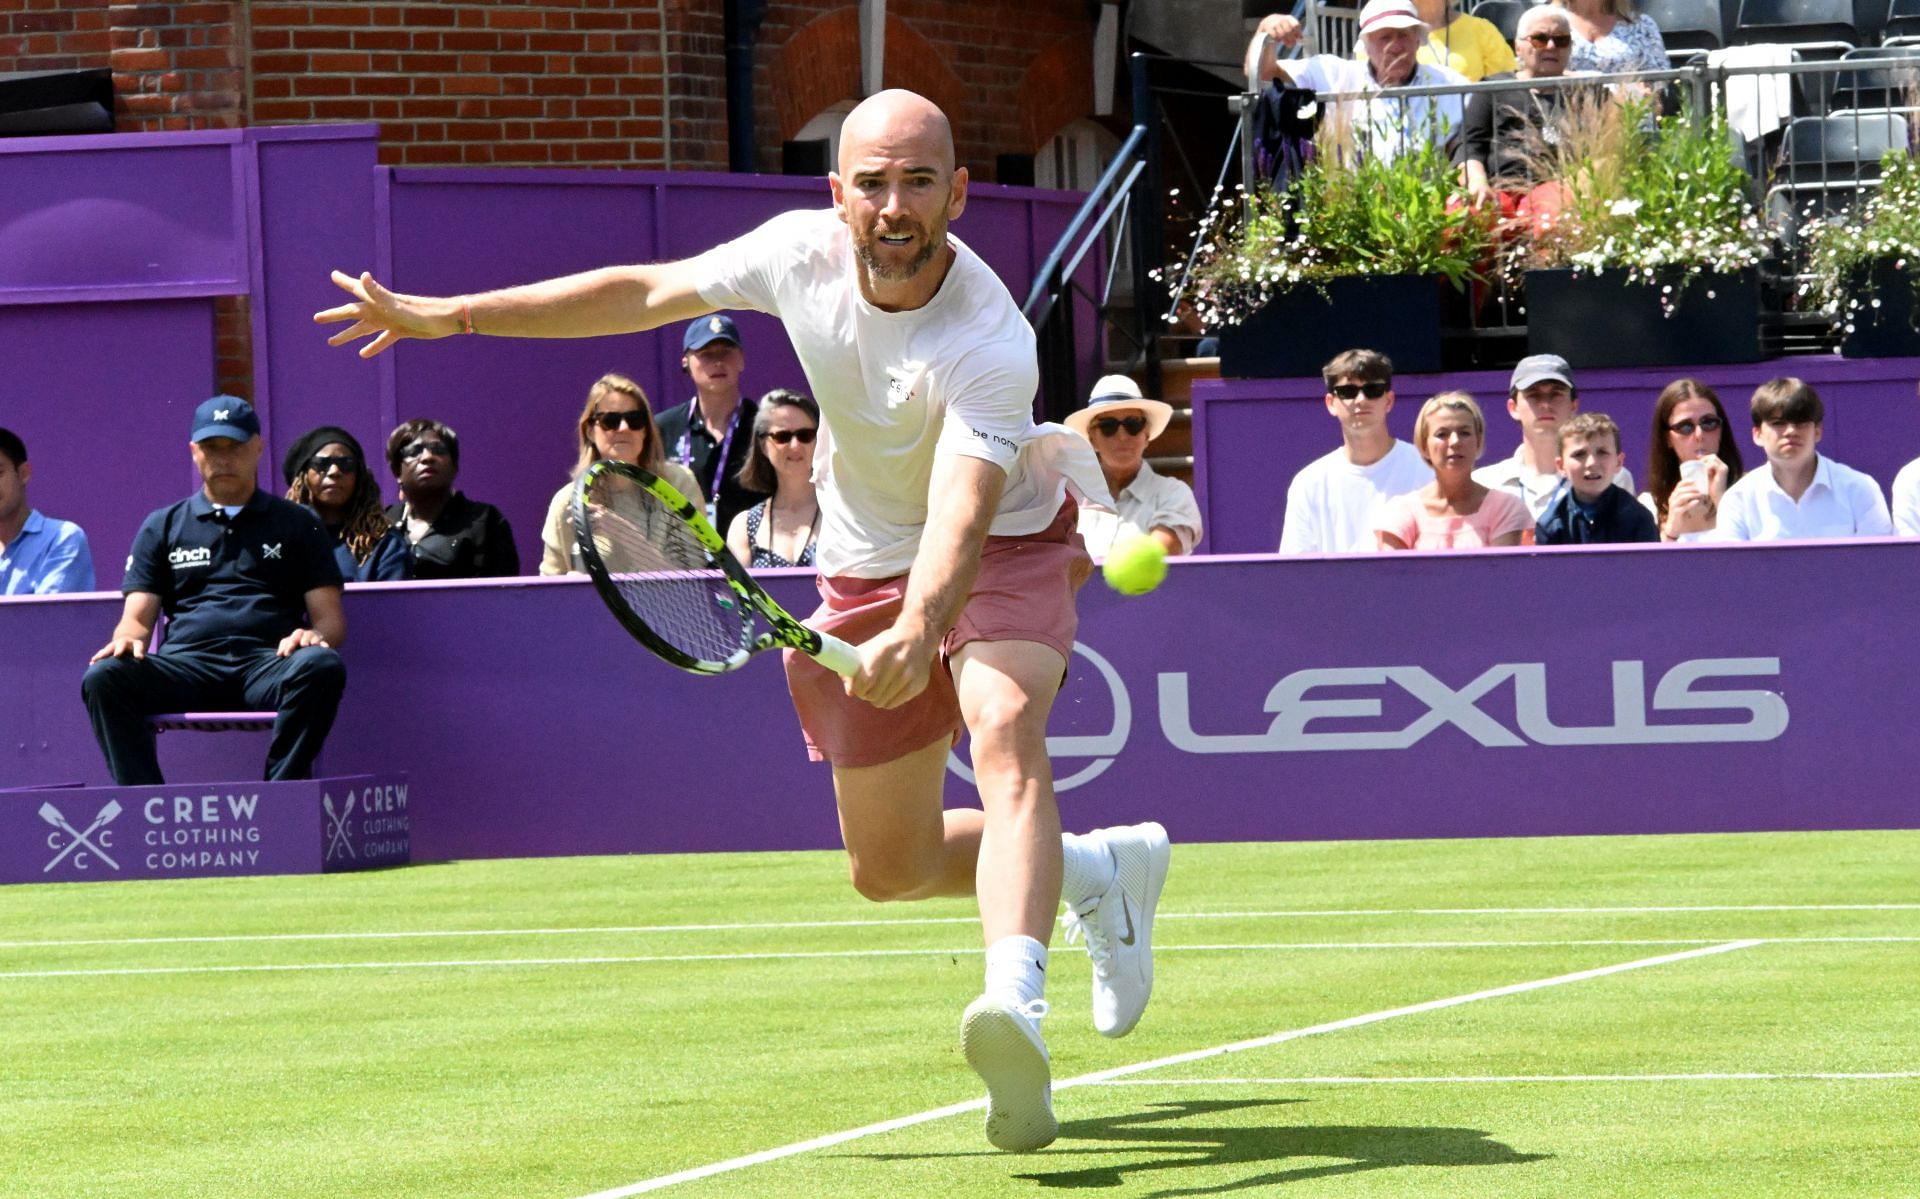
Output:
[39, 801, 122, 872]
[323, 792, 356, 860]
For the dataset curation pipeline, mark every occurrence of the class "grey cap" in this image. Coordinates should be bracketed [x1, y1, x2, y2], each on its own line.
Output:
[1510, 354, 1575, 393]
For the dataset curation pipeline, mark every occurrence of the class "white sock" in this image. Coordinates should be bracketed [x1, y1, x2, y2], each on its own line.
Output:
[983, 935, 1049, 1007]
[1060, 831, 1117, 913]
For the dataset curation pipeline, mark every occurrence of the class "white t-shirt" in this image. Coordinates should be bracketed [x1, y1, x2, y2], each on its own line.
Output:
[1712, 454, 1894, 541]
[1077, 462, 1203, 556]
[1473, 446, 1634, 521]
[1279, 439, 1431, 553]
[1891, 456, 1920, 537]
[1285, 57, 1468, 162]
[692, 208, 1106, 578]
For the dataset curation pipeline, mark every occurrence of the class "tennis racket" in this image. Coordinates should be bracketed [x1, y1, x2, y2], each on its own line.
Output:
[572, 459, 860, 677]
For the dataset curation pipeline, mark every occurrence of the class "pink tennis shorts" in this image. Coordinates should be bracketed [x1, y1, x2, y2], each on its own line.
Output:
[782, 498, 1091, 768]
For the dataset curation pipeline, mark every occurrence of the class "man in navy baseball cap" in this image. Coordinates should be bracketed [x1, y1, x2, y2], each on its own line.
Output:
[190, 394, 263, 443]
[660, 313, 762, 533]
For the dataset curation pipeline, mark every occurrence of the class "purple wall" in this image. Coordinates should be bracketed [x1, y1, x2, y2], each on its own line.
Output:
[0, 126, 1094, 588]
[6, 540, 1915, 859]
[1194, 357, 1920, 554]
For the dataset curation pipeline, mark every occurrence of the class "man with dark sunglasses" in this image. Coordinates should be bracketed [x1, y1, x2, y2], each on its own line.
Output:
[1279, 349, 1431, 553]
[1065, 375, 1201, 557]
[656, 314, 763, 535]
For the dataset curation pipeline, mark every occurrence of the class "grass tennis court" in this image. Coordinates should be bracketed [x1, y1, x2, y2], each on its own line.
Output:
[5, 829, 1915, 1198]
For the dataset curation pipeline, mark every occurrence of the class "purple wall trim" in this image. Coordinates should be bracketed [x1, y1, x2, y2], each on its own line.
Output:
[6, 541, 1916, 859]
[1192, 356, 1920, 555]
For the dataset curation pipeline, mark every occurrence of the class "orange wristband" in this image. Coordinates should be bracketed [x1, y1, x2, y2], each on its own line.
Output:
[461, 298, 475, 335]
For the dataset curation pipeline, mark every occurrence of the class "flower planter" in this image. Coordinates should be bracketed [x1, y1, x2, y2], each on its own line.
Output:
[1839, 258, 1920, 359]
[1216, 274, 1447, 379]
[1523, 267, 1762, 368]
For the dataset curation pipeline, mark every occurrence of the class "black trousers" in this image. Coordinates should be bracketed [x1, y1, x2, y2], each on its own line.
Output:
[80, 645, 347, 786]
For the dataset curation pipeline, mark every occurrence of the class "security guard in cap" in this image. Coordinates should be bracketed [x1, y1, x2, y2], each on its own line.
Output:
[80, 396, 347, 785]
[655, 314, 764, 534]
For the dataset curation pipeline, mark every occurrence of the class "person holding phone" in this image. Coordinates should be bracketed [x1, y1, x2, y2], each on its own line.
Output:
[1639, 379, 1744, 541]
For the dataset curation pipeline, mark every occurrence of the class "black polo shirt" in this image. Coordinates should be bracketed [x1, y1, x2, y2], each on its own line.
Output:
[655, 395, 765, 534]
[123, 489, 342, 653]
[381, 492, 520, 579]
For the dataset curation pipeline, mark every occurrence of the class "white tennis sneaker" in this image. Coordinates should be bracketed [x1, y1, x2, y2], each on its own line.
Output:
[1064, 821, 1170, 1038]
[960, 993, 1057, 1152]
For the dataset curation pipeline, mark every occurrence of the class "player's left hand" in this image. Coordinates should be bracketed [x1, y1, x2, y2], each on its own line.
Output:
[848, 626, 935, 709]
[277, 628, 331, 658]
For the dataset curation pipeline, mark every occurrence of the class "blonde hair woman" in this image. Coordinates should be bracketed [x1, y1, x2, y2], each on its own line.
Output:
[538, 373, 707, 575]
[1374, 391, 1532, 549]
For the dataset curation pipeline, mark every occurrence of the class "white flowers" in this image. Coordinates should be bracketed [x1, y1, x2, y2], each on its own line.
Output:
[1608, 199, 1644, 217]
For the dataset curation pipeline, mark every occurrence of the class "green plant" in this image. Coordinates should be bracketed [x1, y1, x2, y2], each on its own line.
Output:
[1180, 114, 1487, 330]
[1802, 150, 1920, 337]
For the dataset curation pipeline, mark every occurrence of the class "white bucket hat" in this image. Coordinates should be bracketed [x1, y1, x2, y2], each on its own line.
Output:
[1064, 374, 1175, 441]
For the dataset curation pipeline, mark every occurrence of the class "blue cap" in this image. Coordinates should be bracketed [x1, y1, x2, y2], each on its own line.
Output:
[683, 314, 742, 353]
[191, 395, 261, 443]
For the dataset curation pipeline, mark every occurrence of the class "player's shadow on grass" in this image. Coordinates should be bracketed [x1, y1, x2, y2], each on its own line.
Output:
[1017, 1099, 1548, 1194]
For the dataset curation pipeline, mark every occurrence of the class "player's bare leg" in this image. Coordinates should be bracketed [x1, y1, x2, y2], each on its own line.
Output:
[830, 737, 979, 902]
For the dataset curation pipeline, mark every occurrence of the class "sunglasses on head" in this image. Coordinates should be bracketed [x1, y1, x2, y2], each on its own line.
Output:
[592, 411, 649, 432]
[399, 440, 451, 461]
[1331, 381, 1391, 400]
[1091, 415, 1150, 437]
[763, 427, 817, 445]
[1524, 32, 1574, 47]
[1668, 416, 1724, 436]
[306, 454, 359, 475]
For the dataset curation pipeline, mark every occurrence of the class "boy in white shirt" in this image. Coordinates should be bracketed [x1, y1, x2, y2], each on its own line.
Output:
[1715, 377, 1893, 541]
[1278, 348, 1431, 553]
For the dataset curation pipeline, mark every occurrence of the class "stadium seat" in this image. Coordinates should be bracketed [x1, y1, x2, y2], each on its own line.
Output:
[1884, 0, 1920, 43]
[1643, 0, 1728, 52]
[1734, 0, 1860, 55]
[1472, 0, 1527, 42]
[1827, 45, 1920, 107]
[1778, 109, 1909, 179]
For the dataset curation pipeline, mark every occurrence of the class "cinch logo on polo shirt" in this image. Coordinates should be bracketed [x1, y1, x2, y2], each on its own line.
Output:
[168, 546, 213, 569]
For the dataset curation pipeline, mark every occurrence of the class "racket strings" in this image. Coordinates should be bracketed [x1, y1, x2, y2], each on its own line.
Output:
[583, 477, 753, 664]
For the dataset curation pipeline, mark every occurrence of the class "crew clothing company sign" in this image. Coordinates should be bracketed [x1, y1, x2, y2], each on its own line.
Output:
[0, 773, 410, 885]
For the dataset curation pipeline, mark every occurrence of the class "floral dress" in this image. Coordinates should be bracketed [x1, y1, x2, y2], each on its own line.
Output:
[1569, 12, 1671, 74]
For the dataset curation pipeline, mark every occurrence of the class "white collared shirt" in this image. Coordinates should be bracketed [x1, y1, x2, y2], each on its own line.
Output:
[1077, 462, 1203, 556]
[1472, 447, 1633, 521]
[1713, 454, 1894, 541]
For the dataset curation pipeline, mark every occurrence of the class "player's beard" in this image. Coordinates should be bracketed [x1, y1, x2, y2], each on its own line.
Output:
[853, 212, 947, 282]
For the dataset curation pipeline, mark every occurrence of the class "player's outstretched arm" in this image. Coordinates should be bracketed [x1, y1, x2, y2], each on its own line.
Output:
[313, 261, 716, 358]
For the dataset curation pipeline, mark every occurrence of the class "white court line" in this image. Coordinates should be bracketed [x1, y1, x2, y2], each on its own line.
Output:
[1095, 1072, 1920, 1085]
[4, 937, 1914, 981]
[2, 904, 1913, 951]
[571, 940, 1761, 1199]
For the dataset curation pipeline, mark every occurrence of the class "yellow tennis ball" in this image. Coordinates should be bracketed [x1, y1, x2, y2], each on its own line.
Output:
[1102, 533, 1168, 596]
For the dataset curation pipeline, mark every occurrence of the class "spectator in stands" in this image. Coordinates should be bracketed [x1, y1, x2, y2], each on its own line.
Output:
[540, 373, 705, 576]
[0, 426, 95, 595]
[1458, 6, 1581, 225]
[726, 389, 823, 569]
[1278, 348, 1432, 553]
[281, 426, 410, 582]
[384, 418, 521, 579]
[1367, 0, 1518, 80]
[1247, 0, 1470, 162]
[657, 314, 765, 536]
[1713, 377, 1894, 540]
[1640, 378, 1745, 541]
[1551, 0, 1670, 75]
[1376, 391, 1532, 548]
[1535, 412, 1660, 543]
[80, 396, 346, 785]
[1893, 451, 1920, 537]
[1068, 375, 1203, 557]
[1475, 354, 1633, 520]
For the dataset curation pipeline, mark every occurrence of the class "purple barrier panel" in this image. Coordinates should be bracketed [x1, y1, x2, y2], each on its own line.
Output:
[1193, 357, 1920, 555]
[0, 131, 247, 301]
[0, 771, 408, 885]
[0, 300, 217, 590]
[6, 541, 1916, 857]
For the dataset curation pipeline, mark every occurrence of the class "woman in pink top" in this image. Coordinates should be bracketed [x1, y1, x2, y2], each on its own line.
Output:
[1375, 391, 1531, 549]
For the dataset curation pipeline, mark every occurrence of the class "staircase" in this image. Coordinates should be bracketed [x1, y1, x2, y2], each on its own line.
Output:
[1143, 349, 1219, 487]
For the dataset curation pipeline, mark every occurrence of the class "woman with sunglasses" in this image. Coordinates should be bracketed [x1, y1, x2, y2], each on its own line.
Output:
[725, 389, 823, 569]
[1641, 378, 1745, 541]
[282, 426, 411, 582]
[539, 373, 705, 575]
[384, 418, 521, 579]
[1065, 375, 1202, 557]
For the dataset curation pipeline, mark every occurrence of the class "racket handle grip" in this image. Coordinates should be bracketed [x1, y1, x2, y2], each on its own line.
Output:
[809, 630, 862, 678]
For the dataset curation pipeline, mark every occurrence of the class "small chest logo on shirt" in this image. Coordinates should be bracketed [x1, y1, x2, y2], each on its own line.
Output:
[169, 546, 213, 569]
[263, 543, 283, 560]
[885, 362, 928, 409]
